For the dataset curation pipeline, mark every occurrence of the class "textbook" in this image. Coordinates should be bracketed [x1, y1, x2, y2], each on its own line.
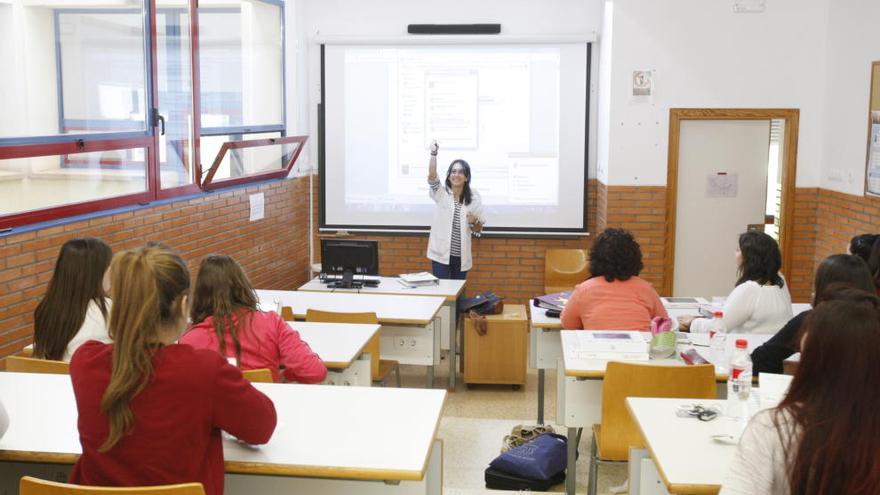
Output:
[398, 271, 439, 287]
[534, 290, 572, 310]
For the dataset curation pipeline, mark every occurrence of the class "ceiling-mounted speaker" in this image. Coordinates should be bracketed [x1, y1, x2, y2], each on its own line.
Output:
[407, 24, 501, 35]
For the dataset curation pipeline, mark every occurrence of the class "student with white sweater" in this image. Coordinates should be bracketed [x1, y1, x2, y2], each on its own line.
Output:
[720, 287, 880, 495]
[678, 231, 792, 334]
[33, 238, 114, 362]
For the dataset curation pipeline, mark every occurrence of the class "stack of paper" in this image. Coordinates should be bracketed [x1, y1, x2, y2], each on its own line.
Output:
[572, 331, 650, 360]
[398, 272, 439, 287]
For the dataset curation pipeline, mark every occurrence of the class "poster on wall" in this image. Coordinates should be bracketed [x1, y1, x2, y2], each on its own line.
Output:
[867, 117, 880, 195]
[631, 70, 654, 104]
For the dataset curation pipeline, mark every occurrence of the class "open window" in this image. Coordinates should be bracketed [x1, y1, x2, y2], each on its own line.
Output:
[201, 135, 307, 191]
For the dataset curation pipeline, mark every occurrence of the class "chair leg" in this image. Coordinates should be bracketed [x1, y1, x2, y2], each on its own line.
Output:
[587, 433, 599, 495]
[395, 365, 401, 388]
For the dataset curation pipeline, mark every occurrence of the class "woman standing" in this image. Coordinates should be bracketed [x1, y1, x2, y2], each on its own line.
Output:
[426, 141, 485, 279]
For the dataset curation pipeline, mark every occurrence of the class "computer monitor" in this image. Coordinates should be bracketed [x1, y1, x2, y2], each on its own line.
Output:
[320, 239, 379, 288]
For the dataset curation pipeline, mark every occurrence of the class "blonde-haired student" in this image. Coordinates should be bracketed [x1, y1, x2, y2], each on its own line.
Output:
[181, 254, 327, 383]
[69, 244, 276, 495]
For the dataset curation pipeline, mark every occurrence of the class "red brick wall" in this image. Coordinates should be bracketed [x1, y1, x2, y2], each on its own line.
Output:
[787, 188, 820, 302]
[0, 178, 311, 360]
[313, 177, 599, 304]
[604, 186, 668, 290]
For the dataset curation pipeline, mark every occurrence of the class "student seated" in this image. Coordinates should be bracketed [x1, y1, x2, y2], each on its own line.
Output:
[849, 233, 880, 294]
[180, 254, 327, 383]
[679, 231, 792, 334]
[751, 254, 874, 375]
[720, 287, 880, 495]
[560, 228, 667, 330]
[69, 244, 276, 495]
[34, 237, 113, 362]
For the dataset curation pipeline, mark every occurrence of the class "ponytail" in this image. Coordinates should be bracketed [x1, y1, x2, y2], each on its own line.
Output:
[99, 245, 190, 452]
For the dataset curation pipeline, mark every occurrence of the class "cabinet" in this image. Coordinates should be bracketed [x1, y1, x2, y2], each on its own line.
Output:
[463, 304, 528, 387]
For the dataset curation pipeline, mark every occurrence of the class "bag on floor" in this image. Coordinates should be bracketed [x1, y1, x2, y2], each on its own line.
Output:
[484, 466, 565, 491]
[502, 424, 556, 452]
[489, 432, 568, 481]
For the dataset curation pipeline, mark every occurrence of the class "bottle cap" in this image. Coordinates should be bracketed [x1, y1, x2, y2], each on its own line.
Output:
[735, 338, 748, 348]
[713, 311, 723, 318]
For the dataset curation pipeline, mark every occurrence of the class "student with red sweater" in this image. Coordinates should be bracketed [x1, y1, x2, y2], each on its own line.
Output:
[69, 244, 277, 495]
[181, 254, 327, 383]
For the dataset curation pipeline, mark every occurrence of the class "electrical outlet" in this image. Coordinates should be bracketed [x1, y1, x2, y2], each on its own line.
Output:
[409, 338, 417, 348]
[398, 337, 407, 348]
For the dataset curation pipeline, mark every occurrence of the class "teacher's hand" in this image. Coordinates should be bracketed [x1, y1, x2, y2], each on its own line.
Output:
[430, 140, 439, 155]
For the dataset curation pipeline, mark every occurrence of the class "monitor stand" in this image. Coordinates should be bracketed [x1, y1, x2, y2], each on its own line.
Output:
[329, 269, 363, 289]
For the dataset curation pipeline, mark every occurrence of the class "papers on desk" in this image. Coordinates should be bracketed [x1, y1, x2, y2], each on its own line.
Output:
[398, 272, 439, 287]
[758, 373, 793, 409]
[569, 331, 650, 360]
[661, 296, 709, 309]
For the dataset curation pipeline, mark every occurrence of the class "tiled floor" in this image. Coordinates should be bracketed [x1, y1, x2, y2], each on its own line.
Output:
[395, 360, 628, 494]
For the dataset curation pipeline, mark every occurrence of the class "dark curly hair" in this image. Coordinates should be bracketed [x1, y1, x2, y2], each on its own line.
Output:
[736, 231, 784, 288]
[589, 228, 643, 282]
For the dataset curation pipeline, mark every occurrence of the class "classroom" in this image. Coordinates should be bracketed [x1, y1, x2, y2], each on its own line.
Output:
[1, 0, 879, 494]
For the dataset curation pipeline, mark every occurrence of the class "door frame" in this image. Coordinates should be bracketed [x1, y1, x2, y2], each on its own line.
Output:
[663, 108, 800, 296]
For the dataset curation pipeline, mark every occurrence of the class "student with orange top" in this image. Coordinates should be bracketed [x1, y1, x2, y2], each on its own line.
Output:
[180, 254, 327, 383]
[560, 228, 667, 330]
[69, 244, 276, 495]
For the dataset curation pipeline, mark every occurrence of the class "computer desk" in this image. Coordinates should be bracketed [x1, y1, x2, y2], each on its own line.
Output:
[293, 322, 379, 387]
[299, 276, 466, 387]
[256, 289, 448, 389]
[0, 372, 447, 495]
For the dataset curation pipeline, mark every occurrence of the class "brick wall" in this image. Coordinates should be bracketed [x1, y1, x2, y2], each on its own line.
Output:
[313, 177, 600, 304]
[0, 178, 312, 360]
[604, 186, 668, 289]
[787, 188, 820, 302]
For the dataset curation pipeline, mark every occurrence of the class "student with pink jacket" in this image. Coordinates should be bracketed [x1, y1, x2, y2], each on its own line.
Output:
[561, 228, 667, 331]
[180, 255, 327, 383]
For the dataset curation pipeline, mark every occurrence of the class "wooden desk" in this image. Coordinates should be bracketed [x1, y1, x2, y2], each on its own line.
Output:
[256, 289, 447, 389]
[293, 322, 379, 387]
[0, 372, 446, 495]
[298, 277, 466, 388]
[626, 397, 732, 495]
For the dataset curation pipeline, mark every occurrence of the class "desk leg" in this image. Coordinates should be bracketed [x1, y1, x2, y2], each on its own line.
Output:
[566, 426, 578, 495]
[537, 368, 545, 425]
[446, 313, 455, 390]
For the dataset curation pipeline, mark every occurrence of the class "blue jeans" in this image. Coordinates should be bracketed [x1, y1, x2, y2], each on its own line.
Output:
[432, 256, 467, 280]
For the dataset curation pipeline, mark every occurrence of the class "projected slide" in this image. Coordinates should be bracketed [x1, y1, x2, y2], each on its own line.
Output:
[324, 43, 587, 231]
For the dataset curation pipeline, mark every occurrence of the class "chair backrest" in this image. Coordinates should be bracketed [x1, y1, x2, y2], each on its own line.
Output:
[544, 248, 589, 294]
[305, 309, 379, 324]
[20, 476, 206, 495]
[280, 306, 295, 321]
[6, 355, 69, 375]
[600, 362, 716, 460]
[305, 309, 381, 379]
[241, 368, 274, 383]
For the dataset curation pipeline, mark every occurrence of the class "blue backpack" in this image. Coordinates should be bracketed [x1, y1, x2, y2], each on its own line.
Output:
[488, 432, 568, 481]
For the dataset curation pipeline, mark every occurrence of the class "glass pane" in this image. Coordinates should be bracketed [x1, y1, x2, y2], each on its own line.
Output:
[0, 149, 148, 215]
[157, 7, 195, 189]
[201, 132, 280, 181]
[206, 136, 297, 183]
[199, 0, 283, 129]
[0, 3, 149, 139]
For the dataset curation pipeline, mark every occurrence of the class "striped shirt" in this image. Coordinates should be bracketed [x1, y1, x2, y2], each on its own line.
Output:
[451, 201, 462, 256]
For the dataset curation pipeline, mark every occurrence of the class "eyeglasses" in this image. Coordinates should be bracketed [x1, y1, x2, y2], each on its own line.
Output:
[675, 403, 721, 421]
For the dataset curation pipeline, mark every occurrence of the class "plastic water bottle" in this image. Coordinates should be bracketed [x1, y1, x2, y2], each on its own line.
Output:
[727, 339, 753, 424]
[708, 311, 727, 373]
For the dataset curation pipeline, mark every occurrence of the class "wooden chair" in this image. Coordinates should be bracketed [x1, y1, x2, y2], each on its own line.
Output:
[544, 248, 589, 294]
[20, 476, 205, 495]
[305, 309, 400, 387]
[586, 362, 717, 495]
[280, 306, 295, 321]
[6, 355, 69, 375]
[241, 368, 274, 383]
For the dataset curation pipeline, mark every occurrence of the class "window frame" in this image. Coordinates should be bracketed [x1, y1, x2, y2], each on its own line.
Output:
[0, 0, 291, 229]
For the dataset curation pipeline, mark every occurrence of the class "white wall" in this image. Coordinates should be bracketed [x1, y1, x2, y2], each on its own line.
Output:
[820, 0, 880, 195]
[296, 0, 603, 177]
[601, 0, 830, 187]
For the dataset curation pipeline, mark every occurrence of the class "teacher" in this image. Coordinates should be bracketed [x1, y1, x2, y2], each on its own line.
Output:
[426, 140, 485, 279]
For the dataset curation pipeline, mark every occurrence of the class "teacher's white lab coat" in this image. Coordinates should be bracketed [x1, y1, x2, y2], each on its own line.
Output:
[426, 182, 485, 272]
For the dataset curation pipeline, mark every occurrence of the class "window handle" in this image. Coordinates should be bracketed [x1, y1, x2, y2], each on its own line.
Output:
[152, 109, 166, 136]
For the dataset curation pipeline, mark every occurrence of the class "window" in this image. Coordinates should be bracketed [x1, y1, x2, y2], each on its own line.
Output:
[0, 0, 293, 229]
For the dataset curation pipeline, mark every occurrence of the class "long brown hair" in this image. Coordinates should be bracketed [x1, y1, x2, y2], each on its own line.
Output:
[189, 255, 258, 366]
[736, 231, 784, 288]
[775, 287, 880, 494]
[100, 245, 190, 452]
[34, 238, 112, 360]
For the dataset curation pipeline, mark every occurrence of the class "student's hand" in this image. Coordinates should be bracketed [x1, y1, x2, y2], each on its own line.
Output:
[430, 140, 439, 155]
[677, 315, 697, 332]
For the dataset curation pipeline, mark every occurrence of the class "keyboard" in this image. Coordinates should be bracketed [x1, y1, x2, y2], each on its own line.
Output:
[319, 273, 381, 283]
